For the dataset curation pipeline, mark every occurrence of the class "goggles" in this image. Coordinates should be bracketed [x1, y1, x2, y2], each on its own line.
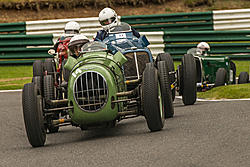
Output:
[99, 17, 116, 26]
[65, 30, 79, 34]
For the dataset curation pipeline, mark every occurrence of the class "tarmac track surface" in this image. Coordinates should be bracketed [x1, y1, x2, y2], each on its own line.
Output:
[0, 91, 249, 167]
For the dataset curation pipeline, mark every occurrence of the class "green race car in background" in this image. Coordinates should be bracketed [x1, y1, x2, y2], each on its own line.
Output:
[187, 48, 237, 90]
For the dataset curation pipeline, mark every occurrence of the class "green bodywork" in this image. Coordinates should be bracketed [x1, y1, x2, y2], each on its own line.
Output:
[199, 55, 233, 84]
[188, 48, 234, 84]
[64, 51, 127, 126]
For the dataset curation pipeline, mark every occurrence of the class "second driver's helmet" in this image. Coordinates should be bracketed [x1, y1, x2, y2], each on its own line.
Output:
[197, 42, 210, 52]
[64, 21, 81, 35]
[197, 42, 210, 56]
[68, 34, 89, 57]
[98, 7, 120, 30]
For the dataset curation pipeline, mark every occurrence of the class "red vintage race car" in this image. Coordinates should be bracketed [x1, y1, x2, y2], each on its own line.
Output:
[54, 36, 71, 73]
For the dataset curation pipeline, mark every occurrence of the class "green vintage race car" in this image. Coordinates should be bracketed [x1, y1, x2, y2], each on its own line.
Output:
[186, 48, 237, 90]
[22, 41, 174, 147]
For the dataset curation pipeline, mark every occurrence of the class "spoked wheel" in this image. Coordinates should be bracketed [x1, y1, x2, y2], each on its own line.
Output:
[22, 83, 46, 147]
[156, 53, 176, 101]
[43, 75, 59, 133]
[157, 61, 174, 118]
[142, 63, 165, 132]
[33, 60, 44, 77]
[215, 68, 227, 87]
[181, 54, 197, 105]
[238, 71, 249, 84]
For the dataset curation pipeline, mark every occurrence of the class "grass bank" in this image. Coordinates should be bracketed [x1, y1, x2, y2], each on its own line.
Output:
[197, 83, 250, 99]
[0, 65, 32, 90]
[234, 60, 250, 76]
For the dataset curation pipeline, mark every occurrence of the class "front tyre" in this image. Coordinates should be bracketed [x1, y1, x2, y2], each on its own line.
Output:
[22, 83, 46, 147]
[142, 63, 165, 132]
[215, 68, 227, 87]
[181, 54, 197, 105]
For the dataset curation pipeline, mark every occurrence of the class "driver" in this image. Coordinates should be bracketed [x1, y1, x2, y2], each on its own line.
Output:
[68, 34, 90, 58]
[52, 21, 81, 52]
[94, 7, 140, 41]
[197, 42, 210, 56]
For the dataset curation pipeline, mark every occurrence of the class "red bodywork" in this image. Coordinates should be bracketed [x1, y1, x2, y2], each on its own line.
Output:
[56, 37, 71, 72]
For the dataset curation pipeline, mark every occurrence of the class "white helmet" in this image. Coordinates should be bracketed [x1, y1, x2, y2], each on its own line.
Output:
[64, 21, 80, 35]
[98, 7, 120, 30]
[68, 34, 89, 56]
[197, 42, 210, 52]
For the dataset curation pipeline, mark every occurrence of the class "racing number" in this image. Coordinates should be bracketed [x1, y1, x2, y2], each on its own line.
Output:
[115, 33, 126, 39]
[72, 69, 82, 78]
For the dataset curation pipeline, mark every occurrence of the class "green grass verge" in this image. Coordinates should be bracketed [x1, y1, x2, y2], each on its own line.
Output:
[233, 60, 250, 76]
[0, 65, 32, 90]
[0, 78, 32, 90]
[0, 65, 32, 79]
[197, 83, 250, 99]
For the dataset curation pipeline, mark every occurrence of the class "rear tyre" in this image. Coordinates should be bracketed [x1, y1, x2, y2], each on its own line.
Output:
[142, 63, 165, 132]
[43, 75, 55, 101]
[157, 61, 174, 118]
[43, 75, 59, 133]
[22, 83, 46, 147]
[44, 58, 55, 76]
[32, 76, 42, 96]
[215, 68, 227, 87]
[156, 53, 176, 101]
[181, 54, 197, 105]
[33, 60, 43, 77]
[238, 72, 249, 84]
[177, 65, 183, 96]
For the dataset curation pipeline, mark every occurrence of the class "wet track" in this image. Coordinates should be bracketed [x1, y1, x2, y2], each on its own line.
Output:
[0, 91, 250, 167]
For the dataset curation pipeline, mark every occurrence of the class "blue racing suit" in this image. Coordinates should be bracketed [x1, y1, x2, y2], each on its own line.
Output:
[94, 23, 140, 41]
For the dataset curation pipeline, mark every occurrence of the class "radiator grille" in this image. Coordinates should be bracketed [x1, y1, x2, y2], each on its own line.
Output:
[73, 71, 108, 112]
[123, 51, 150, 77]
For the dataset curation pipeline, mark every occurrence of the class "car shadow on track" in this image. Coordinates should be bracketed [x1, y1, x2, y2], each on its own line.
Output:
[31, 117, 175, 148]
[19, 117, 141, 147]
[20, 103, 201, 149]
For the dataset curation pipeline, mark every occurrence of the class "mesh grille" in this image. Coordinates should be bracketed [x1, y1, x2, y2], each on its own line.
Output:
[74, 71, 108, 112]
[123, 51, 150, 77]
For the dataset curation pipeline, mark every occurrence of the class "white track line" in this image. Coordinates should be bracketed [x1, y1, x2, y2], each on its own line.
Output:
[0, 89, 22, 93]
[176, 96, 250, 102]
